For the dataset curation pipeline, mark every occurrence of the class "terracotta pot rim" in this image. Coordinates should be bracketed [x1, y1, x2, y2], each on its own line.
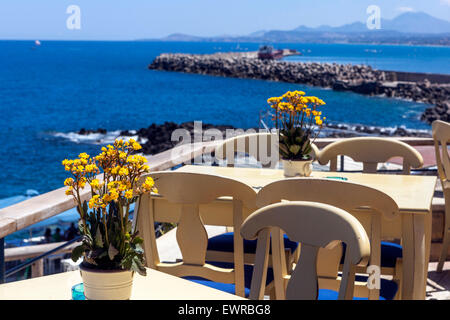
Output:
[80, 263, 132, 274]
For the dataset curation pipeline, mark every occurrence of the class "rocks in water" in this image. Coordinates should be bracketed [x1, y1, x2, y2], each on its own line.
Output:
[149, 54, 387, 90]
[323, 123, 429, 138]
[149, 53, 450, 123]
[78, 128, 107, 135]
[421, 100, 450, 124]
[123, 121, 236, 155]
[78, 121, 429, 156]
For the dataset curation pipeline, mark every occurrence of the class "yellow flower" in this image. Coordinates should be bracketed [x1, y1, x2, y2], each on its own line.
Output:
[142, 176, 155, 192]
[64, 178, 74, 186]
[267, 97, 282, 104]
[111, 166, 121, 175]
[119, 167, 129, 176]
[109, 189, 119, 201]
[89, 195, 100, 209]
[102, 193, 112, 203]
[107, 181, 120, 189]
[132, 142, 142, 151]
[317, 99, 326, 105]
[84, 164, 98, 173]
[119, 151, 127, 159]
[125, 190, 133, 199]
[118, 182, 127, 192]
[65, 187, 73, 196]
[78, 177, 87, 188]
[90, 179, 100, 189]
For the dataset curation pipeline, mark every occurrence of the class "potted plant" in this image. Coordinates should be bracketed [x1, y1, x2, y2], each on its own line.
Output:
[267, 90, 326, 177]
[62, 138, 157, 300]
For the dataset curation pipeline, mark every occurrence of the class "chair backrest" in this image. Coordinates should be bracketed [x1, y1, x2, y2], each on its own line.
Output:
[256, 178, 398, 300]
[256, 178, 398, 220]
[215, 132, 319, 168]
[241, 201, 371, 300]
[432, 120, 450, 183]
[135, 171, 257, 297]
[318, 137, 423, 174]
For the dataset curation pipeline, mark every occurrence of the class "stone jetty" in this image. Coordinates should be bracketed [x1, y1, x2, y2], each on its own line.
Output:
[149, 52, 450, 124]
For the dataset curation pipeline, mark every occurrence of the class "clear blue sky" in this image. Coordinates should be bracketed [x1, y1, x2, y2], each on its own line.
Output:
[1, 0, 449, 40]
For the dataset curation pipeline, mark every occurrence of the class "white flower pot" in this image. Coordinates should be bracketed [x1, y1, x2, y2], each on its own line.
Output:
[79, 264, 134, 300]
[282, 159, 312, 177]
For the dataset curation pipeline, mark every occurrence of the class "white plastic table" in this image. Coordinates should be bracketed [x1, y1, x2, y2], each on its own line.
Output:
[0, 267, 246, 300]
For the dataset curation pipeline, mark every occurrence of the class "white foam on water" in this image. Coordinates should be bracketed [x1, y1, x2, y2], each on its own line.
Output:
[51, 130, 147, 145]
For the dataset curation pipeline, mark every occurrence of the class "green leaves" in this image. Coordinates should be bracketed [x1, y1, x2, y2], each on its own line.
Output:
[108, 244, 119, 261]
[289, 145, 301, 155]
[132, 237, 143, 245]
[95, 226, 103, 248]
[73, 201, 147, 273]
[131, 257, 147, 276]
[279, 128, 312, 160]
[71, 244, 86, 262]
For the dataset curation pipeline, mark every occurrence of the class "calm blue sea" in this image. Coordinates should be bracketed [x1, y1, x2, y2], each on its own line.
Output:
[0, 40, 447, 243]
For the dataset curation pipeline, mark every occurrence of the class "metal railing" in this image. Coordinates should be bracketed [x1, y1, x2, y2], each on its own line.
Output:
[2, 236, 81, 283]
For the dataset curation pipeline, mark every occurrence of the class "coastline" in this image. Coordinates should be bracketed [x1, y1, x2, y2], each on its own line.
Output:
[146, 39, 450, 48]
[2, 39, 450, 48]
[75, 121, 432, 156]
[149, 52, 450, 124]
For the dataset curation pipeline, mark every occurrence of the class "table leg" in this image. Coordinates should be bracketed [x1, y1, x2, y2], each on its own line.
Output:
[423, 212, 432, 299]
[401, 215, 414, 300]
[402, 213, 431, 300]
[413, 213, 431, 300]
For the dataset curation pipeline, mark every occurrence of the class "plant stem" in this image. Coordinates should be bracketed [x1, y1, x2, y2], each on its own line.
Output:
[75, 188, 87, 235]
[102, 208, 109, 247]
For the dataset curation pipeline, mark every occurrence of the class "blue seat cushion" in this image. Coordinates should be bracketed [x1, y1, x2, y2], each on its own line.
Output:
[207, 232, 299, 254]
[341, 241, 402, 268]
[184, 278, 252, 297]
[319, 276, 398, 300]
[183, 261, 274, 297]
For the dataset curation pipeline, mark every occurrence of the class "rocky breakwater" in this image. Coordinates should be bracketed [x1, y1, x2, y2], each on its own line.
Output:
[149, 53, 450, 124]
[149, 52, 385, 88]
[120, 122, 236, 155]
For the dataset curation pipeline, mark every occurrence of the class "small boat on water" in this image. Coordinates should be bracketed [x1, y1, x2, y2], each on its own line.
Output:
[257, 46, 301, 60]
[257, 45, 284, 60]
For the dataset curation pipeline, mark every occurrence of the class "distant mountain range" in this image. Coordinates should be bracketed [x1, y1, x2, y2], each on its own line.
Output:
[148, 12, 450, 45]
